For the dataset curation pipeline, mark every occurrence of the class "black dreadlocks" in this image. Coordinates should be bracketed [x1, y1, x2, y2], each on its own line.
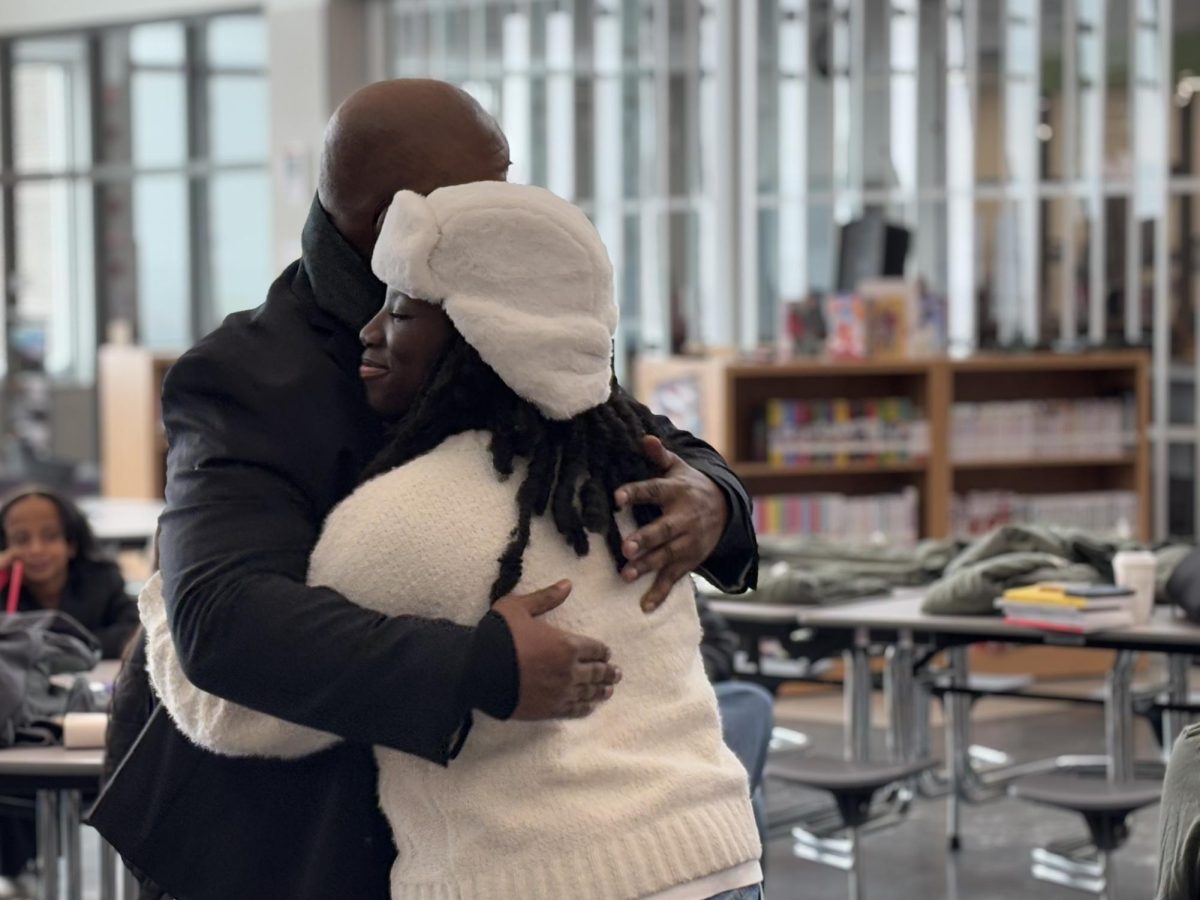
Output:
[360, 332, 669, 603]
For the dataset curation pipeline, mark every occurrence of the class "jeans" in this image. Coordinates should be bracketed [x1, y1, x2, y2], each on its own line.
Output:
[714, 681, 774, 848]
[708, 885, 764, 900]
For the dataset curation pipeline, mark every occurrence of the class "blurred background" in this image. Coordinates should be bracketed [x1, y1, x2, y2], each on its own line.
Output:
[0, 0, 1197, 543]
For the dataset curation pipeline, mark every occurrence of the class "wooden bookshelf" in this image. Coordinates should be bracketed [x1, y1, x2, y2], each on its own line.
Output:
[98, 345, 180, 499]
[635, 350, 1150, 540]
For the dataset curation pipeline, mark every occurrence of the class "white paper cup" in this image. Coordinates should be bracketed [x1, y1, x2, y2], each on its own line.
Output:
[1113, 550, 1157, 625]
[62, 712, 109, 749]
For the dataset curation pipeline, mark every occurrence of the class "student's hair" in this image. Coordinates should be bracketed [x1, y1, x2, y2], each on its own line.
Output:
[360, 332, 671, 602]
[0, 485, 100, 563]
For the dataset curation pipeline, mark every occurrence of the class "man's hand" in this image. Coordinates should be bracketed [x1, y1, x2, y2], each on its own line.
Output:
[614, 436, 731, 613]
[493, 580, 622, 720]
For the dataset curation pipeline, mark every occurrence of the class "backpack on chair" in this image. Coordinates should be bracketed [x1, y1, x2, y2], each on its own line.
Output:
[0, 610, 100, 748]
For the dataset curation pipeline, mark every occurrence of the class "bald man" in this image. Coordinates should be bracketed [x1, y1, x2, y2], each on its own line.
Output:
[95, 81, 757, 900]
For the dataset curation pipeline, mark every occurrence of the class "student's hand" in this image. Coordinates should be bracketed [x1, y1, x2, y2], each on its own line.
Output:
[493, 580, 622, 720]
[0, 549, 17, 572]
[614, 436, 731, 614]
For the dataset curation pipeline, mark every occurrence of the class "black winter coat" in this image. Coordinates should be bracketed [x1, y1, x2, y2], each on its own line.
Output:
[90, 198, 758, 900]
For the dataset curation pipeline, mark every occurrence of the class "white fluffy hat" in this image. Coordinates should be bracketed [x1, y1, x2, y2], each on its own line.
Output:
[371, 182, 618, 420]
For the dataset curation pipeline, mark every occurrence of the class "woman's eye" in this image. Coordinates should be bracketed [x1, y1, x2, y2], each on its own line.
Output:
[389, 313, 413, 322]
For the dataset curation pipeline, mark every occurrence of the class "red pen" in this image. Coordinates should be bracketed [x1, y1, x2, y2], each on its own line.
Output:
[6, 560, 23, 615]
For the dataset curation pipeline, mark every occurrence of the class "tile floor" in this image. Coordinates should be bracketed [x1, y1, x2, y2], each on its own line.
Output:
[65, 688, 1167, 900]
[764, 696, 1163, 899]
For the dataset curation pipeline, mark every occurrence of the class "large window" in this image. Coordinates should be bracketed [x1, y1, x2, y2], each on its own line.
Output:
[379, 0, 734, 377]
[379, 0, 1200, 539]
[0, 13, 270, 464]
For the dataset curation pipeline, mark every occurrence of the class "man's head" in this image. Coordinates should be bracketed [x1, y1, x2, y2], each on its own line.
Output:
[317, 79, 510, 260]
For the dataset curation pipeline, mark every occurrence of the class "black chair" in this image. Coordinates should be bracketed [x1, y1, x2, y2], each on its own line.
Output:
[766, 752, 935, 899]
[1009, 773, 1162, 899]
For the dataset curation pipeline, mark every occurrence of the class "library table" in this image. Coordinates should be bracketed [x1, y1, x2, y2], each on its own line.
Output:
[0, 746, 117, 900]
[0, 661, 128, 900]
[800, 596, 1200, 847]
[76, 498, 163, 547]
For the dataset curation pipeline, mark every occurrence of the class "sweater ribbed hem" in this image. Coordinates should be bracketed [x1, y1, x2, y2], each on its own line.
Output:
[389, 795, 761, 900]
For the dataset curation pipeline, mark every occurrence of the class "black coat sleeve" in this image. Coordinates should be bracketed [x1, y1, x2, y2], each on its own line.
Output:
[158, 347, 512, 764]
[628, 388, 758, 593]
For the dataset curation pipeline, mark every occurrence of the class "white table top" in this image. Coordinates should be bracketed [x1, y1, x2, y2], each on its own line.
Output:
[800, 593, 1200, 649]
[706, 599, 806, 624]
[77, 497, 163, 543]
[0, 745, 104, 776]
[708, 587, 923, 626]
[0, 661, 117, 777]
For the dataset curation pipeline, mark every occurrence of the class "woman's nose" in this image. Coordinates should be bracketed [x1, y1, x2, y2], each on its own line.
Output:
[360, 309, 386, 348]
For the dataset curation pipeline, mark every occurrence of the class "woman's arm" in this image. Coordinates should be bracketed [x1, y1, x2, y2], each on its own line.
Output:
[139, 573, 341, 759]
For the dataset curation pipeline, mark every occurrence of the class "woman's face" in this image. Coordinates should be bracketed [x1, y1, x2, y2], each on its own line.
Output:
[2, 495, 73, 588]
[359, 289, 454, 419]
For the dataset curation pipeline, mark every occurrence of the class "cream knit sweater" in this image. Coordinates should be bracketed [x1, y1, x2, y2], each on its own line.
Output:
[141, 430, 760, 900]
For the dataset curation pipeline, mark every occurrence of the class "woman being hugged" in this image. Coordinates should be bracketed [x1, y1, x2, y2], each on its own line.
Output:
[143, 182, 761, 900]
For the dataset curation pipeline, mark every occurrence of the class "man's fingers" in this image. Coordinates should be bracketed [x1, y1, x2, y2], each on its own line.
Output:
[509, 579, 572, 617]
[621, 536, 693, 583]
[577, 660, 621, 686]
[621, 516, 685, 563]
[570, 634, 612, 664]
[640, 566, 688, 613]
[639, 435, 676, 471]
[613, 477, 676, 511]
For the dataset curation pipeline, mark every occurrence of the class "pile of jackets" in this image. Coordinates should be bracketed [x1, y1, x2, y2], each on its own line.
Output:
[730, 524, 1195, 618]
[0, 610, 99, 747]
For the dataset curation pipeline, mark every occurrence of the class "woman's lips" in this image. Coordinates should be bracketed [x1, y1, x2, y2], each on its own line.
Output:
[359, 362, 388, 380]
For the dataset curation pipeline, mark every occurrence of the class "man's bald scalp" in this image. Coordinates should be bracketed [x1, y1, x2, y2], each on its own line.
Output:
[318, 80, 509, 261]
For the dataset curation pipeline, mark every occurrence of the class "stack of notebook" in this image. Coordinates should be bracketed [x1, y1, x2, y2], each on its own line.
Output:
[995, 583, 1136, 633]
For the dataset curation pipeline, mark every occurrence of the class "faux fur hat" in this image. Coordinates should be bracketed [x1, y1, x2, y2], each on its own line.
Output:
[371, 182, 618, 420]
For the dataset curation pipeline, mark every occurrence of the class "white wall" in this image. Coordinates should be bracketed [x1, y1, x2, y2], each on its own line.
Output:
[266, 0, 369, 267]
[0, 0, 252, 35]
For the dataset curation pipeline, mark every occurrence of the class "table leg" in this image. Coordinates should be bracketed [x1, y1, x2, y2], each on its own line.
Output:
[36, 791, 59, 900]
[99, 839, 116, 900]
[59, 791, 81, 900]
[843, 628, 872, 763]
[1105, 651, 1137, 783]
[886, 629, 916, 763]
[1162, 652, 1190, 759]
[944, 644, 970, 850]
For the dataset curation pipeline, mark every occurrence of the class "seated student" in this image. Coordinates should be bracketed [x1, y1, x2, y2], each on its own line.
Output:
[0, 488, 139, 895]
[143, 182, 762, 899]
[0, 487, 139, 659]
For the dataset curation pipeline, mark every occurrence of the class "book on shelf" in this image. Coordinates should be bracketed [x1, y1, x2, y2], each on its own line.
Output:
[952, 490, 1137, 539]
[823, 294, 868, 360]
[951, 398, 1135, 462]
[752, 487, 919, 545]
[996, 582, 1135, 633]
[762, 397, 928, 466]
[858, 279, 914, 359]
[815, 279, 945, 360]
